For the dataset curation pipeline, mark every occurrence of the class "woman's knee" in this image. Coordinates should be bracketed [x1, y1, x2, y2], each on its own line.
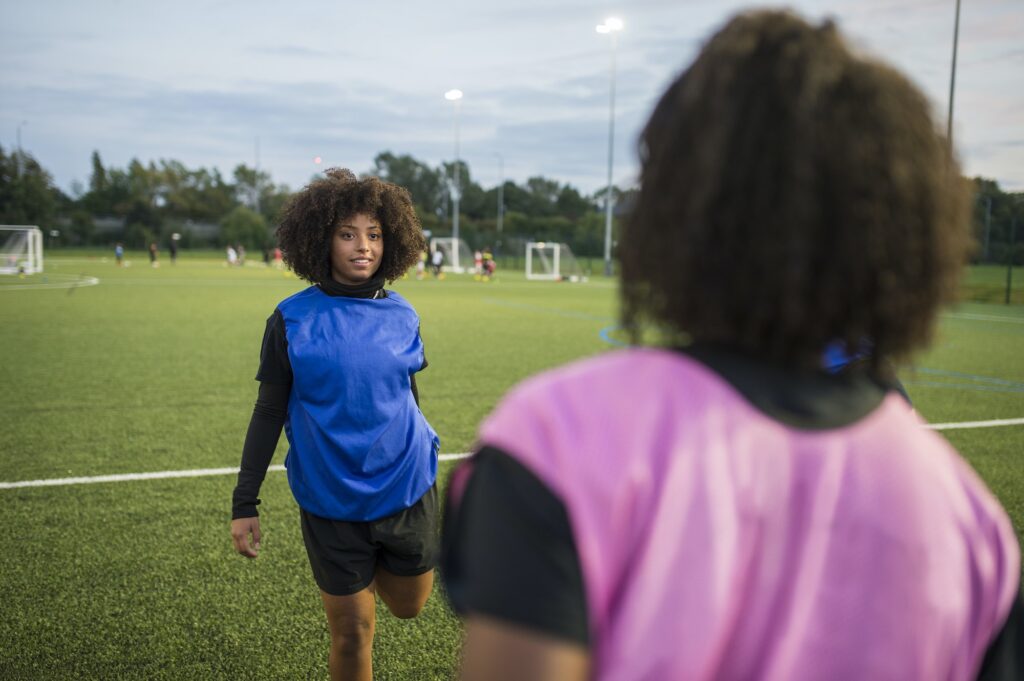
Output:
[321, 589, 376, 655]
[328, 613, 374, 654]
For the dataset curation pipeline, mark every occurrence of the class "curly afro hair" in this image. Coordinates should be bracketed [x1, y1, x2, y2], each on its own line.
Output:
[621, 9, 970, 372]
[276, 168, 426, 284]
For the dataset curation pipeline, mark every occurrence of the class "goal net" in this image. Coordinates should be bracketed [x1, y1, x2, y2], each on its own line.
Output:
[0, 226, 44, 275]
[525, 242, 586, 282]
[430, 237, 473, 274]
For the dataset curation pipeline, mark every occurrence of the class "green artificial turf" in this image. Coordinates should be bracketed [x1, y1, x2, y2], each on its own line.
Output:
[1, 253, 1021, 679]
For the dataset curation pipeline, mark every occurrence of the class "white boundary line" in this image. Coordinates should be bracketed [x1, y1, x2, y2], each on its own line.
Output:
[2, 417, 1023, 490]
[0, 274, 100, 291]
[0, 453, 472, 490]
[927, 417, 1024, 430]
[942, 312, 1024, 325]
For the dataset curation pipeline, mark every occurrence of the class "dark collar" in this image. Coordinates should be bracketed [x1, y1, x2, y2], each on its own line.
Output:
[318, 273, 386, 299]
[677, 343, 890, 430]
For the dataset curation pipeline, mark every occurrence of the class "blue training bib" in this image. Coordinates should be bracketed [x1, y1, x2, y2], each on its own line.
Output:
[278, 287, 439, 520]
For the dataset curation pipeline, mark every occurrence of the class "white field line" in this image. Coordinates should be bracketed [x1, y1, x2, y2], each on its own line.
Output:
[942, 312, 1024, 325]
[0, 453, 473, 490]
[0, 275, 100, 291]
[3, 417, 1024, 490]
[927, 417, 1024, 430]
[4, 415, 1024, 491]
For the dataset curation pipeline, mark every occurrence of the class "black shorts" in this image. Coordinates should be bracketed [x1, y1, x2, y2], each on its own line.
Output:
[300, 484, 439, 596]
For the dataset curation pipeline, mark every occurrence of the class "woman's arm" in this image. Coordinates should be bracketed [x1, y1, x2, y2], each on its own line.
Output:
[460, 615, 589, 681]
[230, 381, 288, 557]
[443, 448, 592, 678]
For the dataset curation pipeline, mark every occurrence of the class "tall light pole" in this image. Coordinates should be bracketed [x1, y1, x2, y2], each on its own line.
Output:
[494, 152, 504, 237]
[254, 136, 261, 214]
[596, 17, 622, 277]
[445, 89, 463, 272]
[946, 0, 962, 145]
[14, 120, 27, 174]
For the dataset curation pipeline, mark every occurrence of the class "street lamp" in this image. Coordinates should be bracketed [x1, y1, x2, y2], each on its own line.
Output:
[596, 17, 622, 277]
[494, 152, 504, 237]
[946, 0, 962, 145]
[445, 88, 463, 272]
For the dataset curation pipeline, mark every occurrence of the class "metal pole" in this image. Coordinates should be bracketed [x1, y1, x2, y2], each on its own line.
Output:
[1007, 216, 1017, 305]
[603, 33, 618, 277]
[452, 99, 461, 272]
[254, 136, 261, 214]
[496, 153, 504, 235]
[983, 196, 992, 261]
[15, 120, 26, 174]
[946, 0, 962, 144]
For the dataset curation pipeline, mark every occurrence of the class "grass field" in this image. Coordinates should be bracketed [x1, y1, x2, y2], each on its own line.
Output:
[1, 252, 1022, 679]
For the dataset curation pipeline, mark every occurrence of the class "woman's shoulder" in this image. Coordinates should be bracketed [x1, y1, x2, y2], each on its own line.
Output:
[380, 289, 418, 313]
[277, 285, 323, 311]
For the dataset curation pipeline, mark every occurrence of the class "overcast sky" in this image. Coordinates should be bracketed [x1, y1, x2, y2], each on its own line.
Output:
[2, 0, 1021, 198]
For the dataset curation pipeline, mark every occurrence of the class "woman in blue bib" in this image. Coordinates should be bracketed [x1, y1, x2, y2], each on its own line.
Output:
[230, 168, 439, 681]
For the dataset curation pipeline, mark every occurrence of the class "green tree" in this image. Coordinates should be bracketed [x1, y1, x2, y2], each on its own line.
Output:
[499, 181, 534, 217]
[220, 205, 269, 249]
[971, 177, 1023, 264]
[259, 183, 292, 226]
[440, 160, 486, 220]
[555, 185, 595, 220]
[68, 209, 96, 245]
[0, 145, 62, 227]
[372, 152, 445, 215]
[524, 176, 561, 217]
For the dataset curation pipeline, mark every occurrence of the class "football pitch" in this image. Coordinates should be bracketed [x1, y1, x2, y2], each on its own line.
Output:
[1, 252, 1022, 679]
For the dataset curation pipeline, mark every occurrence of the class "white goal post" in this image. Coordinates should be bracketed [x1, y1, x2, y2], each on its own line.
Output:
[525, 241, 586, 282]
[0, 225, 44, 275]
[430, 237, 473, 274]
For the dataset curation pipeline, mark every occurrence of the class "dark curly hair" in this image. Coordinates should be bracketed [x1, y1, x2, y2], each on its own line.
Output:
[621, 10, 970, 372]
[277, 168, 426, 284]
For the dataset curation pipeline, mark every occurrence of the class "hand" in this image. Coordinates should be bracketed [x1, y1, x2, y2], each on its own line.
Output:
[231, 517, 262, 558]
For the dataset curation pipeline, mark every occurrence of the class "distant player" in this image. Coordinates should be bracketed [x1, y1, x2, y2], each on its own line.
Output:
[114, 242, 124, 267]
[443, 10, 1021, 681]
[416, 248, 427, 279]
[481, 246, 495, 281]
[230, 168, 440, 681]
[431, 247, 444, 278]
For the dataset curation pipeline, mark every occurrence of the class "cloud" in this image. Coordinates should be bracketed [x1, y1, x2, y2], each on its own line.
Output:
[246, 44, 350, 59]
[2, 0, 1021, 194]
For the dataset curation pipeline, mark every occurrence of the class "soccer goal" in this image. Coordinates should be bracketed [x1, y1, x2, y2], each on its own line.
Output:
[0, 226, 44, 275]
[430, 237, 474, 274]
[525, 242, 586, 282]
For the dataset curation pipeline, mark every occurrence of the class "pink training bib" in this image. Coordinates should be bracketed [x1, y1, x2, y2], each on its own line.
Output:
[480, 348, 1019, 681]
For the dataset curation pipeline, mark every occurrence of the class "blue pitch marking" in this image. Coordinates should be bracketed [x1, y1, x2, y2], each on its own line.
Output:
[481, 297, 613, 323]
[599, 324, 629, 347]
[904, 367, 1024, 395]
[913, 367, 1024, 389]
[903, 380, 1024, 395]
[483, 298, 633, 346]
[484, 298, 1024, 390]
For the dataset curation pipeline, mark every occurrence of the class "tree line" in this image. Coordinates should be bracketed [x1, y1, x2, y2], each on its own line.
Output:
[1, 143, 1021, 264]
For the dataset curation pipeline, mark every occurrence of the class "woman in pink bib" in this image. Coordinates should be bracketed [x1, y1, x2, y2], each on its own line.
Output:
[443, 9, 1021, 681]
